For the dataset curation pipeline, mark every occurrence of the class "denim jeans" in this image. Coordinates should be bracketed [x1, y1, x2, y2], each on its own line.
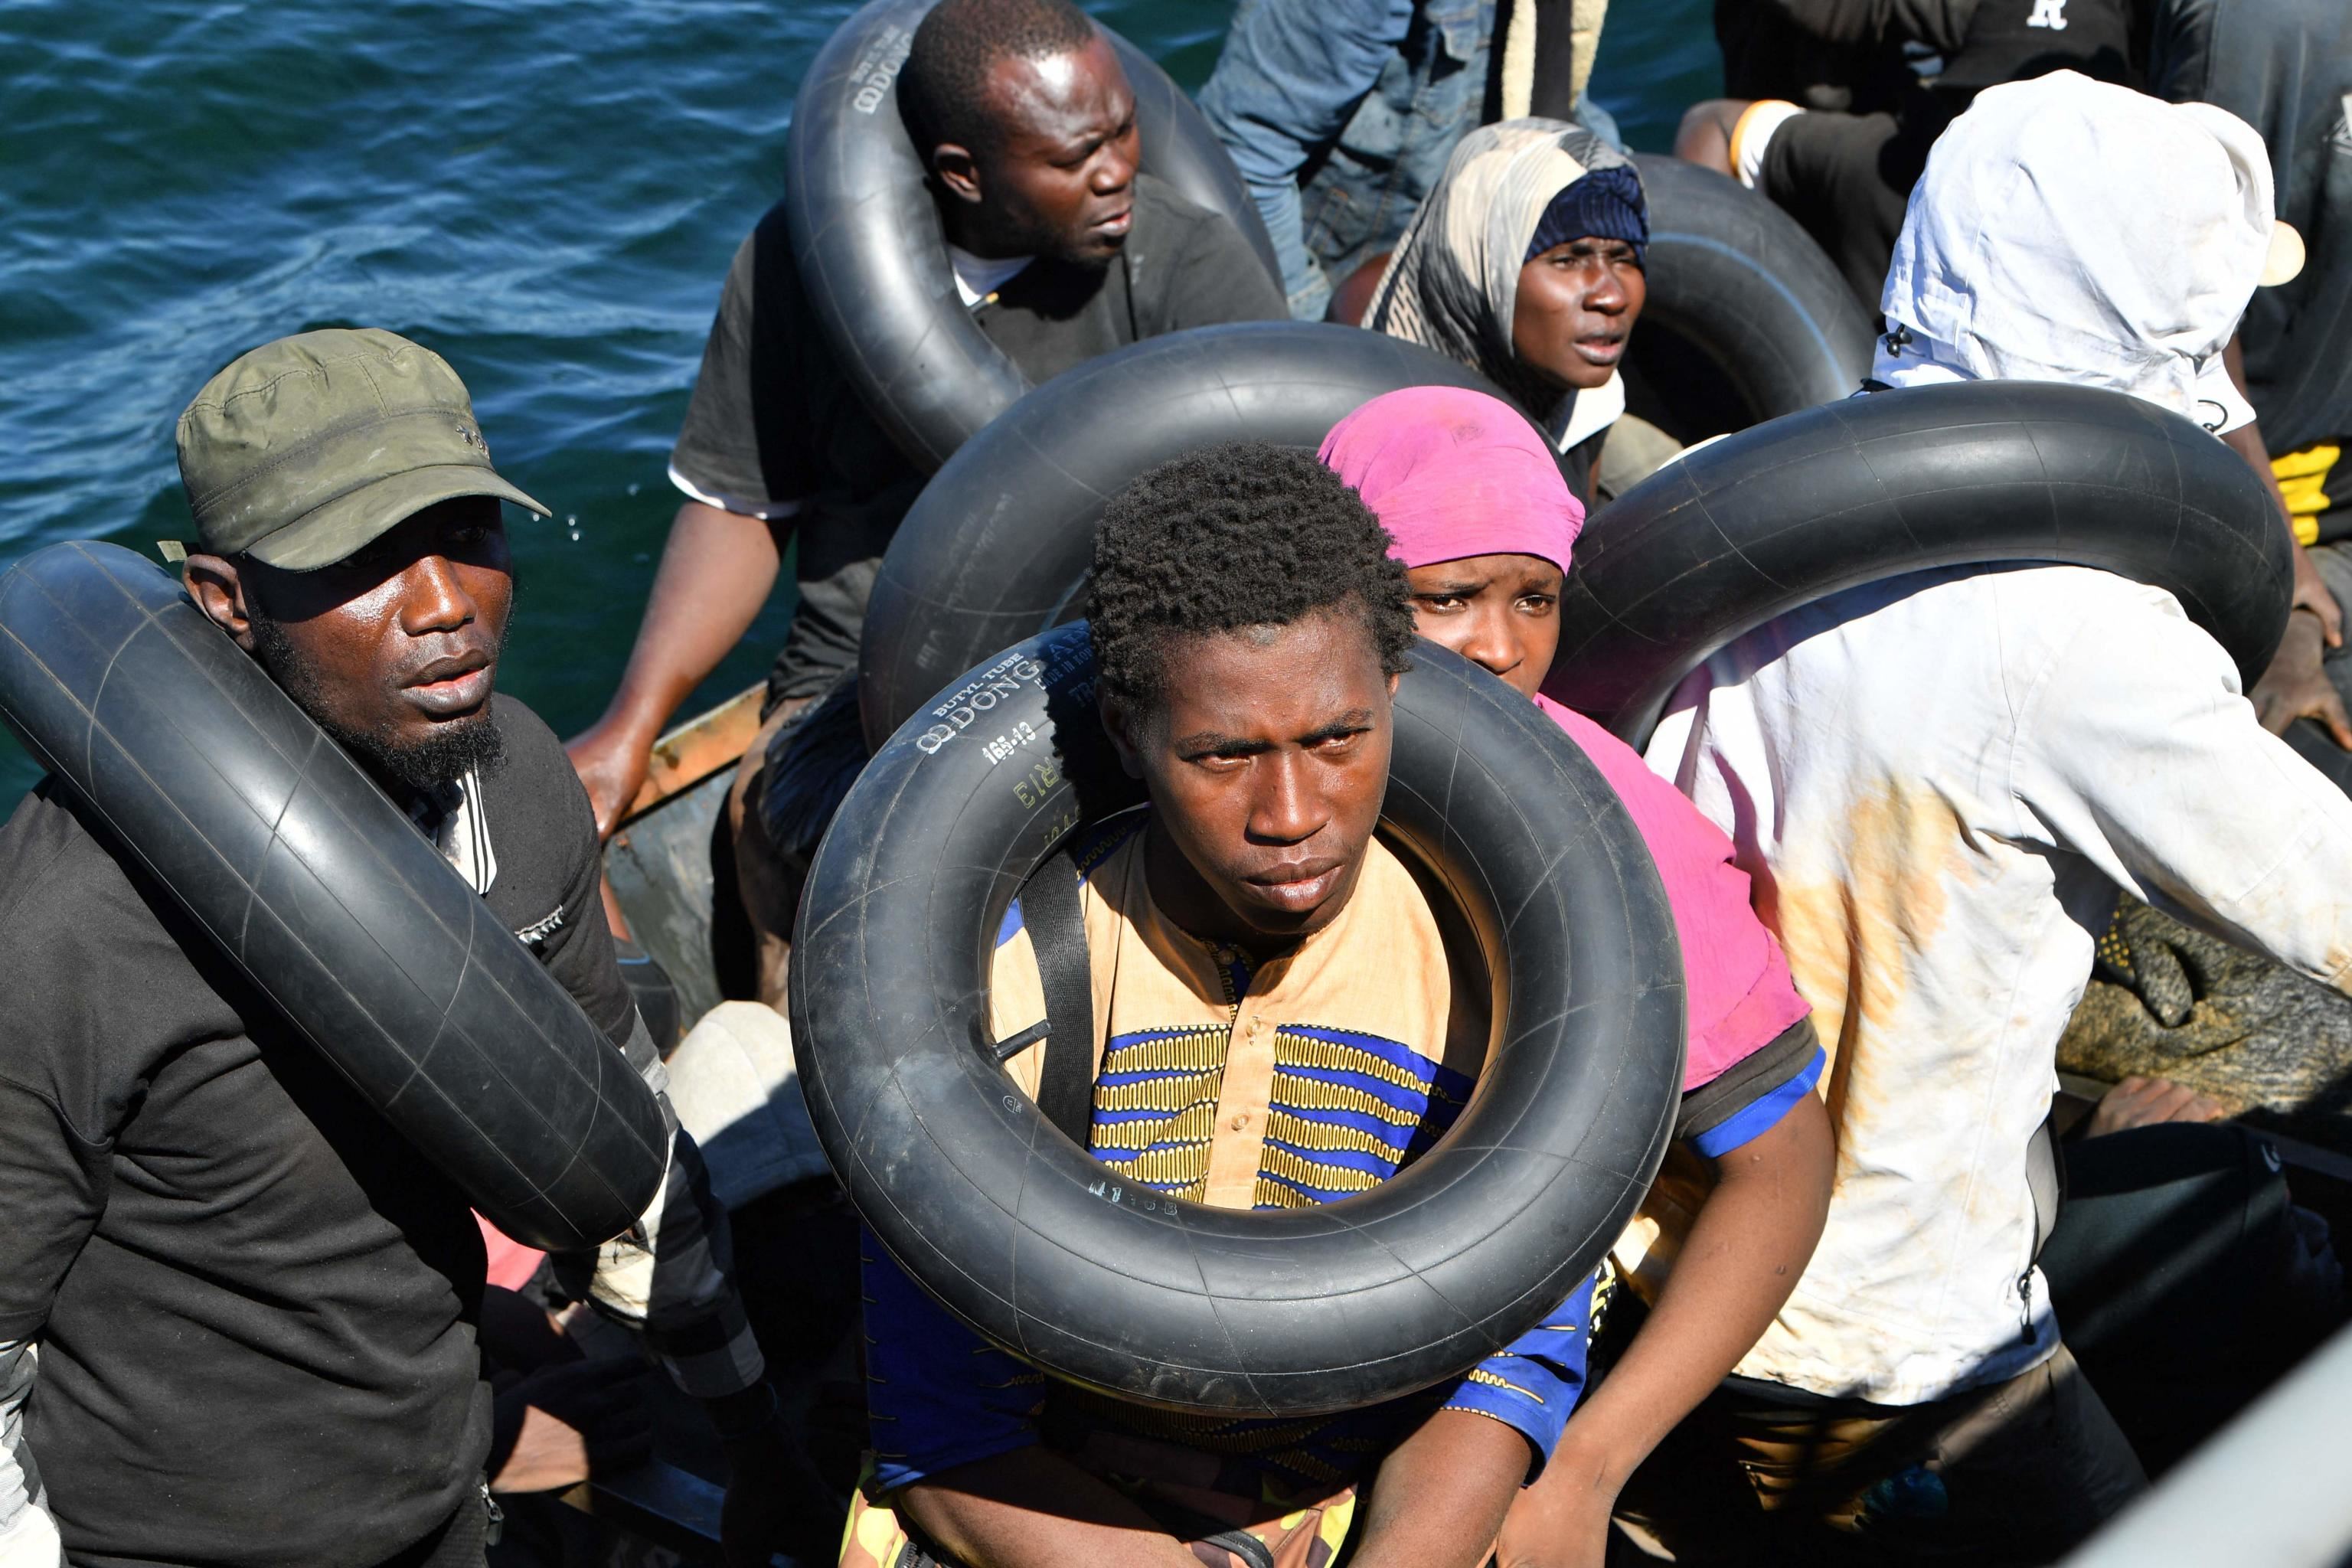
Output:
[1200, 0, 1625, 319]
[1201, 0, 1473, 319]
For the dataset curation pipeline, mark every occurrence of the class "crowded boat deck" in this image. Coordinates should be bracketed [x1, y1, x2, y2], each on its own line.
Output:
[2, 0, 2350, 1564]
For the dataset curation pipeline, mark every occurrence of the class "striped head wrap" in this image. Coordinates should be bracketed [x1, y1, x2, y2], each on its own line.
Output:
[1364, 118, 1641, 429]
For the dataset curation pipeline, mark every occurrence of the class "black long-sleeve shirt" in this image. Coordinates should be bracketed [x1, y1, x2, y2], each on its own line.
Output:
[0, 694, 758, 1568]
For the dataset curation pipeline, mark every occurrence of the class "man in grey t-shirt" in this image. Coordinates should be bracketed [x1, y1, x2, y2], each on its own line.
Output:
[567, 0, 1282, 1001]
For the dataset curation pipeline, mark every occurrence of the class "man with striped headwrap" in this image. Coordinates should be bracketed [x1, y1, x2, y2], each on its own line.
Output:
[1366, 119, 1674, 509]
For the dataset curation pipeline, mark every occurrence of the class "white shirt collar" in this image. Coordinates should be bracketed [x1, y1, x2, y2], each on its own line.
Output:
[1548, 370, 1626, 453]
[948, 245, 1034, 309]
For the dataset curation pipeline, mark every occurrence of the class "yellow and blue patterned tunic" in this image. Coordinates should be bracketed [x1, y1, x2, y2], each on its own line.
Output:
[861, 815, 1596, 1499]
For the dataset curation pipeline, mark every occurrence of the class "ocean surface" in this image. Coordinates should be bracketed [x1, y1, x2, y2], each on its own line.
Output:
[0, 0, 1717, 799]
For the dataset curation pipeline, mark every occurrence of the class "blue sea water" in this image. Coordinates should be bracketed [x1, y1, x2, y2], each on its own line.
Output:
[0, 0, 1717, 799]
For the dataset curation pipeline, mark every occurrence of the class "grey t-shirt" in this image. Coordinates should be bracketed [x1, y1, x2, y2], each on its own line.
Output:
[669, 173, 1286, 710]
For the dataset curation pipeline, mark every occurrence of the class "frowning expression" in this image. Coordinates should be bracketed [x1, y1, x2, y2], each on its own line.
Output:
[1404, 552, 1564, 698]
[1514, 237, 1646, 392]
[188, 496, 514, 791]
[1102, 608, 1396, 949]
[933, 34, 1140, 264]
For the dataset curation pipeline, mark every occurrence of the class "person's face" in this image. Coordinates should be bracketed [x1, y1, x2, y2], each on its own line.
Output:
[1512, 237, 1645, 393]
[1102, 608, 1397, 948]
[933, 35, 1139, 264]
[1404, 553, 1564, 699]
[185, 496, 514, 790]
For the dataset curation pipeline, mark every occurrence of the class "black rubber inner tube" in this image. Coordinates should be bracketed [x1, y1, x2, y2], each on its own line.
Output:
[794, 625, 1684, 1415]
[1620, 153, 1877, 443]
[1544, 381, 2295, 746]
[855, 321, 1514, 749]
[0, 541, 670, 1253]
[784, 0, 1282, 473]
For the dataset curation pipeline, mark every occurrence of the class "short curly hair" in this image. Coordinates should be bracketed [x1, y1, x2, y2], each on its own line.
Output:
[1087, 443, 1417, 706]
[899, 0, 1098, 157]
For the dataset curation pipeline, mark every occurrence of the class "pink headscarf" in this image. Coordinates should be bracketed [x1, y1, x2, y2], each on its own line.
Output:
[1322, 386, 1815, 1101]
[1318, 387, 1583, 573]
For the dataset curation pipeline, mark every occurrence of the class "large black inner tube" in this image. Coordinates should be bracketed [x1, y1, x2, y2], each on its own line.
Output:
[856, 321, 1514, 749]
[784, 0, 1281, 473]
[1545, 381, 2295, 746]
[1620, 153, 1877, 444]
[0, 542, 669, 1253]
[794, 625, 1684, 1415]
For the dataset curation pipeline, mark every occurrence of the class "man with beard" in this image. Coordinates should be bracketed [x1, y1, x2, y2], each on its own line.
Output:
[0, 330, 829, 1568]
[565, 0, 1285, 1000]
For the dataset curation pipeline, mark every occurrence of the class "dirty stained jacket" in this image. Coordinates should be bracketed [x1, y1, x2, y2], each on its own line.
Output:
[1637, 562, 2352, 1405]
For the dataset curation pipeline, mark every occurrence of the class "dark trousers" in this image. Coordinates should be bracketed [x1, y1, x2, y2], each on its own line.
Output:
[2041, 1121, 2344, 1473]
[1612, 1120, 2343, 1563]
[374, 1484, 495, 1568]
[1613, 1344, 2143, 1566]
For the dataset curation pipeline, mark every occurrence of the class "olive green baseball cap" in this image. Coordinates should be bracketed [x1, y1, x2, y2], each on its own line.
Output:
[175, 327, 549, 571]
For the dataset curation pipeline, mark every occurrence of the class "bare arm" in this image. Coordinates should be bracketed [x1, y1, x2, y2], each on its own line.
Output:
[2223, 338, 2352, 747]
[894, 1447, 1200, 1568]
[1494, 1093, 1835, 1567]
[1674, 100, 1750, 175]
[2223, 335, 2341, 644]
[1350, 1410, 1533, 1568]
[565, 499, 789, 837]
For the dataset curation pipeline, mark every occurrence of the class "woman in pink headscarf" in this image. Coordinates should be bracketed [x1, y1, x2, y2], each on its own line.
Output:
[1321, 387, 1834, 1567]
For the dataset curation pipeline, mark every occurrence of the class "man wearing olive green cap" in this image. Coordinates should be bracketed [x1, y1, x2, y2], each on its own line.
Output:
[177, 325, 553, 570]
[0, 328, 833, 1568]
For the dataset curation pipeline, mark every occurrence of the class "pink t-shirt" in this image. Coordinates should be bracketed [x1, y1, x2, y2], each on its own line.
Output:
[475, 1214, 547, 1293]
[1318, 386, 1808, 1093]
[1536, 694, 1811, 1090]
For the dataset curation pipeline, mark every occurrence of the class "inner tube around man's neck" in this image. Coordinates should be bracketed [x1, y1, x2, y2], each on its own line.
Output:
[1546, 380, 2294, 746]
[782, 0, 1280, 472]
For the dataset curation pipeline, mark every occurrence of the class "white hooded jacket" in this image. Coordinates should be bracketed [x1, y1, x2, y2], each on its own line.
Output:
[1626, 74, 2352, 1406]
[1874, 70, 2297, 430]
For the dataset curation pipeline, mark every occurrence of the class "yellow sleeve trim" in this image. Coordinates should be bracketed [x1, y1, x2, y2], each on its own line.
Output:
[2274, 441, 2340, 546]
